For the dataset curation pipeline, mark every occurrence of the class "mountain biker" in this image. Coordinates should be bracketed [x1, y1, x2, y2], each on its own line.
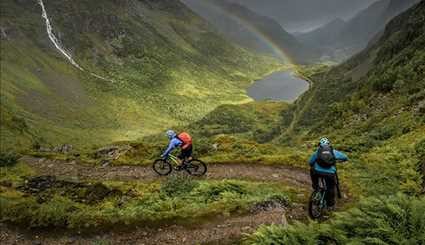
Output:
[308, 137, 348, 210]
[161, 130, 193, 170]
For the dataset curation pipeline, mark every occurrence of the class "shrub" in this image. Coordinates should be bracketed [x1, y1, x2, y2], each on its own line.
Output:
[0, 152, 20, 167]
[197, 181, 247, 202]
[245, 194, 425, 245]
[415, 139, 425, 159]
[160, 174, 198, 197]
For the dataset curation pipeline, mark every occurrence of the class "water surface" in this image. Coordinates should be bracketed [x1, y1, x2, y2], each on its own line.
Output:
[247, 71, 309, 101]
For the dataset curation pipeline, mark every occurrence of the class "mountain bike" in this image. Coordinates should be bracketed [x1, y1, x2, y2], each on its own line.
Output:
[308, 171, 342, 219]
[153, 154, 207, 176]
[308, 176, 328, 219]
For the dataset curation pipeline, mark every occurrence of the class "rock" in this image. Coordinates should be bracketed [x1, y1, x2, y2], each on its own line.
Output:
[0, 26, 8, 39]
[53, 144, 73, 154]
[241, 226, 251, 231]
[39, 147, 51, 152]
[95, 145, 132, 160]
[281, 213, 288, 227]
[101, 160, 111, 167]
[0, 180, 13, 187]
[18, 176, 122, 204]
[272, 174, 279, 178]
[250, 196, 289, 213]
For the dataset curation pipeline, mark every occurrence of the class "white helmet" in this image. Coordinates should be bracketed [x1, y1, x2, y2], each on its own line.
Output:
[319, 137, 331, 146]
[166, 130, 176, 139]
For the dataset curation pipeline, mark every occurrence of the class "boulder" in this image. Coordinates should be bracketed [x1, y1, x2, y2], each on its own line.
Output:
[95, 145, 132, 160]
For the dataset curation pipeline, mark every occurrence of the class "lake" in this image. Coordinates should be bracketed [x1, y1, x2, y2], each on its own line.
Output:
[247, 71, 309, 101]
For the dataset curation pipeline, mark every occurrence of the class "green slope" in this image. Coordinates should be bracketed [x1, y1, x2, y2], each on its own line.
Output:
[246, 2, 425, 244]
[0, 0, 280, 151]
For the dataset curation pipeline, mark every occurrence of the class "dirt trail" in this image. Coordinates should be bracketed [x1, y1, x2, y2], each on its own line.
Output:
[0, 156, 311, 245]
[21, 156, 311, 188]
[1, 204, 306, 245]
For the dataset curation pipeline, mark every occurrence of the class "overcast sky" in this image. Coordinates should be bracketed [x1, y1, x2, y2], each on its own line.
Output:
[184, 0, 381, 32]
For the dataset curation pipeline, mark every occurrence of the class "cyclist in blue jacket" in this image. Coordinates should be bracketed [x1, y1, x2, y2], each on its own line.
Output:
[161, 130, 193, 169]
[309, 137, 348, 209]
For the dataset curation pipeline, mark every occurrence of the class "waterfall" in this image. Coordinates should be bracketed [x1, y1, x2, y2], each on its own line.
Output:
[38, 0, 83, 70]
[37, 0, 114, 82]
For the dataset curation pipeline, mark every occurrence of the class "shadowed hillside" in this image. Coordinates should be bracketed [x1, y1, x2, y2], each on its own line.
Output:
[182, 0, 319, 64]
[0, 0, 280, 151]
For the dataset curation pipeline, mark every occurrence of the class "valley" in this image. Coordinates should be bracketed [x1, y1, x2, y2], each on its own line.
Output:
[1, 0, 425, 244]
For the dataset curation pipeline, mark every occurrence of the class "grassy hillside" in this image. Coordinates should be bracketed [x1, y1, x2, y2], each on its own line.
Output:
[0, 0, 280, 152]
[246, 1, 425, 243]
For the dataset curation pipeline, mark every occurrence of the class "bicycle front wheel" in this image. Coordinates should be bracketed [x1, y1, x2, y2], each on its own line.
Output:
[186, 159, 207, 176]
[308, 191, 324, 219]
[153, 159, 172, 176]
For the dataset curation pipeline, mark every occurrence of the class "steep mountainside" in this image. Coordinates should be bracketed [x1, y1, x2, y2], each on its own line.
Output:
[298, 0, 420, 61]
[0, 0, 279, 151]
[285, 0, 425, 143]
[246, 2, 425, 243]
[182, 0, 318, 64]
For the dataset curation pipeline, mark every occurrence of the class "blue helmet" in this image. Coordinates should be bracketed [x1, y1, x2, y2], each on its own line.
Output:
[319, 137, 331, 146]
[166, 130, 176, 139]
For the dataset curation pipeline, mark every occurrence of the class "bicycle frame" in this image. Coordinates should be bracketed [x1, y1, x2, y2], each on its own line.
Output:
[317, 177, 328, 208]
[167, 154, 180, 165]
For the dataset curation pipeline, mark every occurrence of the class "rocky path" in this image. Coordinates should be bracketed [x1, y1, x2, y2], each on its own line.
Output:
[0, 156, 311, 245]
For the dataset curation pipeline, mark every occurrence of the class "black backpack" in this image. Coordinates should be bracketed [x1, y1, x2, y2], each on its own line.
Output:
[316, 145, 336, 168]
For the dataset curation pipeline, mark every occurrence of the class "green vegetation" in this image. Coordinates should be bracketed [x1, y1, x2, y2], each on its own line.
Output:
[87, 101, 310, 168]
[0, 164, 293, 230]
[1, 0, 424, 243]
[0, 152, 20, 167]
[0, 0, 281, 152]
[246, 194, 425, 245]
[243, 2, 425, 243]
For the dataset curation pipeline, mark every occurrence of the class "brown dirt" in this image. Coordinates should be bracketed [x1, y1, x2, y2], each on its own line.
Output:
[20, 156, 311, 187]
[0, 203, 307, 245]
[0, 156, 311, 245]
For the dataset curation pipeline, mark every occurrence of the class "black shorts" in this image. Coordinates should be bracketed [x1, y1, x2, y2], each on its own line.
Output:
[178, 145, 193, 160]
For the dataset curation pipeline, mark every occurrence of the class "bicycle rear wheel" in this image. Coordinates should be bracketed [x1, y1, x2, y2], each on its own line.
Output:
[185, 159, 207, 176]
[153, 159, 172, 176]
[308, 191, 325, 219]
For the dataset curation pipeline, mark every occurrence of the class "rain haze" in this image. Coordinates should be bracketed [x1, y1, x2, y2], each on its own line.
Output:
[183, 0, 381, 33]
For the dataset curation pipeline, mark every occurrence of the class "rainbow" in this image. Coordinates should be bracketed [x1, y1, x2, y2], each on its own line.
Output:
[190, 1, 296, 64]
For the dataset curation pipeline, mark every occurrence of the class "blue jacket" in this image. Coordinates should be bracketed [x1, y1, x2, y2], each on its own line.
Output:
[161, 137, 182, 158]
[309, 148, 348, 174]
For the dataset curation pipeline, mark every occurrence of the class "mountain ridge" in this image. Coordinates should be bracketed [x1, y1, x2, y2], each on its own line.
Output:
[298, 0, 420, 61]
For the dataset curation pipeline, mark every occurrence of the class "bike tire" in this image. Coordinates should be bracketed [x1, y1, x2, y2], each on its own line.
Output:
[185, 159, 207, 176]
[308, 191, 324, 219]
[153, 159, 172, 176]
